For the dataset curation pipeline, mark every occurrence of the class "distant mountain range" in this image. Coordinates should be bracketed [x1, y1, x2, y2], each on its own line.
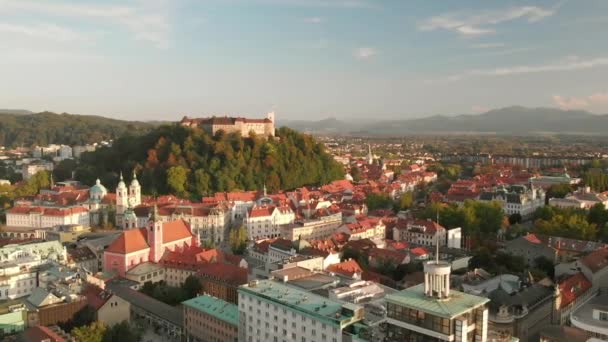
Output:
[279, 106, 608, 135]
[0, 109, 33, 115]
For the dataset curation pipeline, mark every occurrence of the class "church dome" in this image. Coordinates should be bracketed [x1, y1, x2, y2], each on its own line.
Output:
[90, 179, 107, 195]
[124, 207, 137, 222]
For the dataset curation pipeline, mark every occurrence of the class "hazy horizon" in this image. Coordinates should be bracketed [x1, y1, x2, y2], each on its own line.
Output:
[1, 0, 608, 121]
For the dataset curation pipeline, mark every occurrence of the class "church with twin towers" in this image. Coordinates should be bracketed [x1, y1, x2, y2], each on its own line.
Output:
[115, 171, 141, 228]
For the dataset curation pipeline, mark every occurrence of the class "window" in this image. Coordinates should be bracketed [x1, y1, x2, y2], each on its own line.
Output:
[600, 311, 608, 321]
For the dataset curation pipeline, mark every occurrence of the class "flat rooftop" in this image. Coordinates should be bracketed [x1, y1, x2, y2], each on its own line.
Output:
[572, 294, 608, 331]
[182, 295, 238, 326]
[239, 280, 361, 326]
[386, 284, 489, 319]
[287, 273, 339, 291]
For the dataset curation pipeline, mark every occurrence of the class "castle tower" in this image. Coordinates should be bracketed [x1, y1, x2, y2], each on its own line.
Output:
[367, 144, 373, 165]
[116, 172, 128, 215]
[267, 111, 275, 123]
[129, 170, 141, 206]
[147, 204, 164, 262]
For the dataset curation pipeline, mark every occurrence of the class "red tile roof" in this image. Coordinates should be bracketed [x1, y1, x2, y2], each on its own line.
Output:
[523, 233, 542, 244]
[162, 220, 194, 244]
[368, 248, 408, 264]
[81, 285, 111, 311]
[327, 259, 363, 277]
[410, 247, 428, 256]
[581, 248, 608, 273]
[248, 205, 275, 218]
[105, 228, 149, 254]
[198, 262, 248, 285]
[557, 272, 592, 309]
[23, 326, 68, 342]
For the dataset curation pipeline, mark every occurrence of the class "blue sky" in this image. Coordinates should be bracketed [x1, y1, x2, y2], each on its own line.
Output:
[1, 0, 607, 120]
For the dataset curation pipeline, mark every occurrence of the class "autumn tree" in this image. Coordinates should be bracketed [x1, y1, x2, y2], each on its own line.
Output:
[229, 225, 247, 255]
[72, 321, 106, 342]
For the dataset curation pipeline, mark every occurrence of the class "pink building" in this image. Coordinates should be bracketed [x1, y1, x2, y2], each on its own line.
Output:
[104, 207, 198, 277]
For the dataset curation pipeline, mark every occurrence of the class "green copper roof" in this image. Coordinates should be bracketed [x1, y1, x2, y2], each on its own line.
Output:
[239, 280, 362, 326]
[182, 295, 238, 326]
[386, 284, 489, 319]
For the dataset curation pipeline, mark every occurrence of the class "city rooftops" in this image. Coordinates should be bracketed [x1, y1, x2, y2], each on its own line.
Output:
[182, 295, 238, 326]
[386, 283, 489, 319]
[239, 279, 362, 326]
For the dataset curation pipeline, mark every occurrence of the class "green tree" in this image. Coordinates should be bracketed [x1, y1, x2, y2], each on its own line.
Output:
[396, 192, 414, 211]
[53, 159, 77, 181]
[166, 165, 188, 196]
[365, 193, 394, 211]
[546, 183, 573, 200]
[182, 275, 202, 299]
[72, 321, 106, 342]
[229, 225, 247, 255]
[102, 321, 141, 342]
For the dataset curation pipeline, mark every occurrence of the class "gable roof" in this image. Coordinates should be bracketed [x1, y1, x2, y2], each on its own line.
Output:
[581, 247, 608, 273]
[162, 220, 194, 244]
[327, 259, 363, 278]
[105, 228, 149, 254]
[558, 272, 592, 309]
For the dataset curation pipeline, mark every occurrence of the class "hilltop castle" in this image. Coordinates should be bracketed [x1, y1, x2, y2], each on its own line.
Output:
[180, 112, 275, 137]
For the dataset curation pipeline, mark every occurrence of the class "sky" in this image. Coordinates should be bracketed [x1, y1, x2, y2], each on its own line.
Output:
[1, 0, 608, 121]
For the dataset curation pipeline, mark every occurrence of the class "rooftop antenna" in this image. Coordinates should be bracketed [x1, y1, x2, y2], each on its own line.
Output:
[436, 209, 440, 263]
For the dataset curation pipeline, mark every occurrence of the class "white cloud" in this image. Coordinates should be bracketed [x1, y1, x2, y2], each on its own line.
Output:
[304, 17, 324, 24]
[431, 56, 608, 83]
[553, 92, 608, 111]
[353, 47, 377, 60]
[0, 23, 86, 42]
[253, 0, 376, 8]
[471, 43, 506, 49]
[0, 0, 171, 48]
[419, 5, 556, 37]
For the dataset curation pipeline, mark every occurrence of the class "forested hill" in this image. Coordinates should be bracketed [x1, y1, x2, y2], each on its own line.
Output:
[0, 112, 155, 147]
[74, 125, 344, 197]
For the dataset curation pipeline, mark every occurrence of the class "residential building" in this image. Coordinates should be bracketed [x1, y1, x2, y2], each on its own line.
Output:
[280, 212, 343, 241]
[385, 256, 490, 341]
[6, 206, 89, 228]
[198, 262, 248, 304]
[133, 203, 231, 244]
[338, 216, 386, 241]
[393, 219, 447, 247]
[549, 187, 608, 209]
[505, 234, 606, 265]
[238, 279, 364, 342]
[553, 272, 593, 325]
[578, 248, 608, 291]
[570, 294, 608, 340]
[478, 185, 545, 219]
[81, 285, 130, 326]
[530, 172, 581, 190]
[21, 160, 53, 180]
[182, 295, 239, 342]
[0, 241, 67, 300]
[125, 262, 165, 288]
[486, 283, 555, 342]
[66, 246, 98, 273]
[107, 282, 183, 340]
[244, 204, 295, 241]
